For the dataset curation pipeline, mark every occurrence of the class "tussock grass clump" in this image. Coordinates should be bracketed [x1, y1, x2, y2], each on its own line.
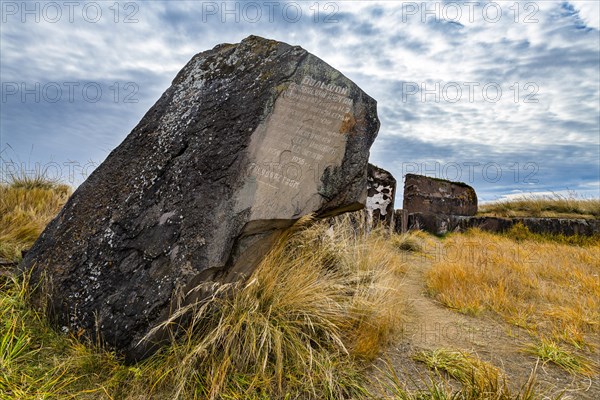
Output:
[4, 173, 66, 191]
[0, 180, 71, 261]
[479, 193, 600, 219]
[145, 215, 407, 399]
[391, 232, 424, 253]
[425, 229, 599, 375]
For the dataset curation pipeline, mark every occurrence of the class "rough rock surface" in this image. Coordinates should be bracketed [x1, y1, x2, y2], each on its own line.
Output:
[403, 174, 477, 216]
[393, 209, 408, 234]
[20, 36, 379, 362]
[366, 164, 396, 227]
[407, 213, 600, 236]
[515, 217, 600, 236]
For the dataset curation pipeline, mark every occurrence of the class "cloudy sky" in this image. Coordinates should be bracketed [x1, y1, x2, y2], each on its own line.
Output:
[1, 0, 599, 205]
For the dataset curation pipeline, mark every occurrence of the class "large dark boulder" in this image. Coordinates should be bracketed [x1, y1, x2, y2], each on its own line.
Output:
[20, 36, 379, 362]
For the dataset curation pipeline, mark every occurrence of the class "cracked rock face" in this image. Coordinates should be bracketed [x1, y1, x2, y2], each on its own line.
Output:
[366, 164, 396, 227]
[20, 35, 380, 362]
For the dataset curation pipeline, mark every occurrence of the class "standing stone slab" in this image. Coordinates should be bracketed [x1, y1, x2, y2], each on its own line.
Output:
[403, 174, 477, 216]
[366, 164, 396, 227]
[20, 36, 379, 362]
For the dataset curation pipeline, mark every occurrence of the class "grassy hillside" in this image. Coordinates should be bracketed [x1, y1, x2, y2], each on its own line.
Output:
[1, 179, 598, 399]
[479, 194, 600, 219]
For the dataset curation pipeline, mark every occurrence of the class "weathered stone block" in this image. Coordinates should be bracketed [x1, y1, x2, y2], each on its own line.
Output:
[406, 213, 457, 235]
[403, 174, 477, 216]
[515, 217, 600, 236]
[407, 214, 600, 237]
[20, 36, 380, 362]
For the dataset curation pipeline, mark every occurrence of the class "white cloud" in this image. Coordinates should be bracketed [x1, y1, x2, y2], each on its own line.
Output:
[570, 1, 600, 29]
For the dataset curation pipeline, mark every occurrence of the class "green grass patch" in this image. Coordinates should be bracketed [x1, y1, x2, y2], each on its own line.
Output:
[413, 348, 501, 388]
[380, 353, 558, 400]
[525, 339, 596, 376]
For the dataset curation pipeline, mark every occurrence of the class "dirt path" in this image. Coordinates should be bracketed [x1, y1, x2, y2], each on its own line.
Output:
[373, 251, 599, 399]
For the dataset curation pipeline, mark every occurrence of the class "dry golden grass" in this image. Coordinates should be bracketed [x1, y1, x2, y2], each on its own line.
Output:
[142, 215, 407, 399]
[425, 228, 599, 374]
[390, 230, 437, 254]
[0, 181, 71, 261]
[479, 193, 600, 219]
